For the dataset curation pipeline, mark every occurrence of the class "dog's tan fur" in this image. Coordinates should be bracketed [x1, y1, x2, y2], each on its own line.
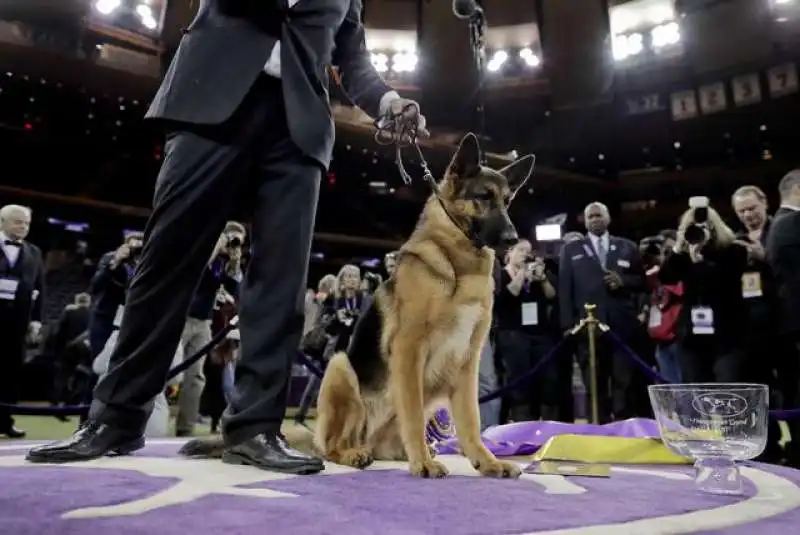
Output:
[314, 134, 533, 478]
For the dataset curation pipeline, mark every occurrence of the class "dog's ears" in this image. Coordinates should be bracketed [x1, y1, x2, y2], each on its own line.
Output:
[500, 154, 536, 199]
[449, 133, 482, 179]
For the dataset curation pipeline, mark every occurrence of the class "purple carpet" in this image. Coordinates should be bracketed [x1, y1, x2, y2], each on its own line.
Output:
[2, 440, 800, 534]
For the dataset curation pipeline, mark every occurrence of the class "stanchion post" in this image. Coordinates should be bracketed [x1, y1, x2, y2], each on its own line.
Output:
[584, 303, 600, 425]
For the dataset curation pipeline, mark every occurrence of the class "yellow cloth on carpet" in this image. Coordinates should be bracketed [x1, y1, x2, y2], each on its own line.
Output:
[530, 434, 691, 465]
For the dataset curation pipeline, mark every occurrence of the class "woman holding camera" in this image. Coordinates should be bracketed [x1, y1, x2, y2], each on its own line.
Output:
[658, 200, 750, 383]
[323, 264, 366, 353]
[494, 239, 559, 422]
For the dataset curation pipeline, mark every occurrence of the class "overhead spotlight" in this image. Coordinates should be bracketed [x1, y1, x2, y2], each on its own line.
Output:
[392, 51, 417, 73]
[371, 53, 389, 73]
[651, 21, 680, 48]
[487, 50, 508, 72]
[612, 32, 643, 61]
[94, 0, 121, 15]
[136, 3, 158, 30]
[519, 48, 541, 68]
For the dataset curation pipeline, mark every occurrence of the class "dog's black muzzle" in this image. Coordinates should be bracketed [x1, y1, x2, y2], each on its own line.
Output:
[473, 211, 519, 249]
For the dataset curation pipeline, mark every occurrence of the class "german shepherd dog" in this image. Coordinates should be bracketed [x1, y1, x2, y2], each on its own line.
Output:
[180, 133, 534, 478]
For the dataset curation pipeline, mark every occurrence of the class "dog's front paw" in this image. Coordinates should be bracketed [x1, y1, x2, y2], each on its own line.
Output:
[338, 448, 374, 469]
[409, 458, 449, 478]
[471, 457, 522, 478]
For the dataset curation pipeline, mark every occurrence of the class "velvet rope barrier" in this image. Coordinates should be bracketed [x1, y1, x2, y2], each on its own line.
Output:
[5, 315, 800, 420]
[600, 329, 800, 420]
[2, 319, 239, 417]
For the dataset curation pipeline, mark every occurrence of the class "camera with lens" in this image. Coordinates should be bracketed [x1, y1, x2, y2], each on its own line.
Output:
[684, 196, 711, 245]
[127, 243, 143, 263]
[363, 271, 382, 293]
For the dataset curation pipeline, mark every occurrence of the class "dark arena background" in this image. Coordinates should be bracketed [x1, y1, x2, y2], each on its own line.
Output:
[1, 0, 800, 533]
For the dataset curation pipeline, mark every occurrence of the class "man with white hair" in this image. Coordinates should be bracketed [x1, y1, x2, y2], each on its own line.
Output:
[557, 202, 645, 423]
[0, 204, 44, 438]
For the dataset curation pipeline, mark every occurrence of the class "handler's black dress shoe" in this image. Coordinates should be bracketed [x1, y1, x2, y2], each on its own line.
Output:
[25, 421, 145, 463]
[1, 426, 26, 439]
[222, 433, 324, 474]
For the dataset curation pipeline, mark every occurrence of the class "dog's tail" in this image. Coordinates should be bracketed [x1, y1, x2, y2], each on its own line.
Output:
[178, 436, 226, 459]
[177, 425, 321, 460]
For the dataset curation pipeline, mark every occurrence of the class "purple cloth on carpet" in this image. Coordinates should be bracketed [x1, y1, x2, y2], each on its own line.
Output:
[435, 417, 661, 456]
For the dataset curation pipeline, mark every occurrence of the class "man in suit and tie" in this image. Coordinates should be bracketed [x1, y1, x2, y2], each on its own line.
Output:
[767, 170, 800, 466]
[558, 202, 646, 423]
[29, 0, 426, 473]
[0, 204, 45, 439]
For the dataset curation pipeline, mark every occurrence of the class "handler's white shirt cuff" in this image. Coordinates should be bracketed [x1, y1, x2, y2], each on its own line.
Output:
[378, 91, 401, 117]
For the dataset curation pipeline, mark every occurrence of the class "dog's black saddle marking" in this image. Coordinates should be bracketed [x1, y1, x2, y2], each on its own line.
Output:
[345, 294, 388, 391]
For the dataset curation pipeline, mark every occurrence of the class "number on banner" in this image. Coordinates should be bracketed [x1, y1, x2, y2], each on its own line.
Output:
[731, 73, 761, 106]
[768, 63, 799, 98]
[670, 90, 698, 121]
[699, 82, 727, 114]
[626, 93, 662, 116]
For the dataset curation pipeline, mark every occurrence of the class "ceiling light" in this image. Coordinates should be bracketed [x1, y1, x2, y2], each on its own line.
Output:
[487, 50, 508, 72]
[371, 53, 388, 73]
[392, 52, 417, 73]
[94, 0, 121, 15]
[612, 33, 643, 61]
[651, 22, 680, 48]
[519, 48, 541, 68]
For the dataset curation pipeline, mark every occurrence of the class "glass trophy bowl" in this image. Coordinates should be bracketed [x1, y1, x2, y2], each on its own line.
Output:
[648, 383, 768, 496]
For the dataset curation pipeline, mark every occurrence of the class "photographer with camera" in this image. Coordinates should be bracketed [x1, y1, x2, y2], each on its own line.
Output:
[659, 197, 750, 383]
[175, 221, 245, 437]
[495, 239, 561, 422]
[323, 264, 367, 353]
[88, 231, 144, 359]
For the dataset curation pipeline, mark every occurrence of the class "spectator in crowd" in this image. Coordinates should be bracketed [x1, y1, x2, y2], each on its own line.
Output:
[0, 204, 44, 439]
[296, 266, 367, 426]
[731, 186, 783, 461]
[93, 307, 184, 438]
[494, 239, 559, 421]
[302, 274, 336, 340]
[202, 285, 241, 434]
[324, 264, 367, 353]
[176, 222, 244, 437]
[360, 271, 383, 294]
[88, 231, 143, 357]
[767, 170, 800, 466]
[659, 199, 749, 383]
[49, 292, 92, 417]
[558, 202, 646, 423]
[644, 233, 684, 383]
[384, 251, 398, 278]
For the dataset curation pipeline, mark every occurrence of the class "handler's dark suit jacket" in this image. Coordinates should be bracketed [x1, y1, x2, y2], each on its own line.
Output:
[767, 206, 800, 336]
[146, 0, 392, 167]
